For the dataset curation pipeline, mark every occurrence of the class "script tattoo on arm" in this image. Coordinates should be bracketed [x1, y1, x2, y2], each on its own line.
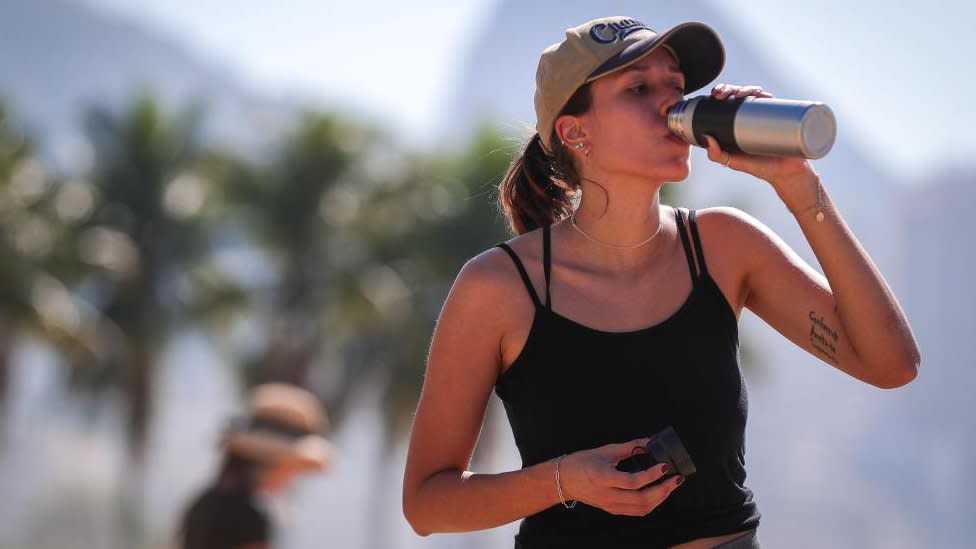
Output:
[808, 310, 840, 364]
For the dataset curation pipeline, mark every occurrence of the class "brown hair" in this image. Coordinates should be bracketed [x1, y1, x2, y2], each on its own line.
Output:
[499, 83, 593, 234]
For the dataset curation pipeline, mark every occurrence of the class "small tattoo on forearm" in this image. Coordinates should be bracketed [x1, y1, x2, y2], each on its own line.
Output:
[809, 310, 840, 364]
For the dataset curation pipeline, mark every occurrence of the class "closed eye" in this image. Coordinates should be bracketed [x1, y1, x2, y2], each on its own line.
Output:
[628, 83, 649, 95]
[627, 82, 685, 96]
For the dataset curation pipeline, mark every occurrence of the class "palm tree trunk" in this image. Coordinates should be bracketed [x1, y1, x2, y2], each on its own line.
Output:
[127, 340, 154, 462]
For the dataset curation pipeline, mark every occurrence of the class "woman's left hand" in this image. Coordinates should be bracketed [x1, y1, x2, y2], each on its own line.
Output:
[701, 83, 816, 186]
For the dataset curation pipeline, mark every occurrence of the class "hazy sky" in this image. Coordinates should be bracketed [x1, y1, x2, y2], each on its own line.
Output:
[80, 0, 975, 182]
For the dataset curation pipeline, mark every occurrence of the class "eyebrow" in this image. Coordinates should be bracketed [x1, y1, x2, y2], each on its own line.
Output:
[620, 62, 683, 75]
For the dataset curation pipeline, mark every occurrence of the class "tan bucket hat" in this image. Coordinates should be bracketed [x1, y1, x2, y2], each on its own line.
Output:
[221, 383, 333, 471]
[535, 16, 725, 152]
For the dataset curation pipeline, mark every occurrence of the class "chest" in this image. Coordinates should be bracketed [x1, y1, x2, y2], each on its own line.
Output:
[496, 293, 746, 465]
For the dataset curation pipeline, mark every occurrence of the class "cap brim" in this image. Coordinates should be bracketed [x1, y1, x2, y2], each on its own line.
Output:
[223, 432, 333, 472]
[587, 22, 725, 94]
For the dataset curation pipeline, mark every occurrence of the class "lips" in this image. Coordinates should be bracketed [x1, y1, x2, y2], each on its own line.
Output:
[666, 133, 690, 147]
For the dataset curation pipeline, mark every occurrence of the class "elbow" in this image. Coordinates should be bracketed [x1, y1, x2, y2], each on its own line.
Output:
[873, 355, 920, 389]
[402, 493, 432, 536]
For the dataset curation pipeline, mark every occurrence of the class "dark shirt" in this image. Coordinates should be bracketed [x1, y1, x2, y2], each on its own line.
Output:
[180, 486, 270, 549]
[494, 209, 760, 548]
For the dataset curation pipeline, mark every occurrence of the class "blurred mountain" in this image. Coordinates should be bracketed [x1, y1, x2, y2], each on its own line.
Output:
[443, 1, 960, 547]
[0, 0, 295, 171]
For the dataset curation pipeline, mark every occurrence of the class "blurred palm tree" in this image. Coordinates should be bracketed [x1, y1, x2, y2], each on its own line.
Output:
[0, 102, 40, 418]
[73, 94, 233, 460]
[215, 112, 392, 425]
[0, 103, 102, 430]
[362, 126, 514, 443]
[316, 125, 512, 549]
[218, 116, 511, 434]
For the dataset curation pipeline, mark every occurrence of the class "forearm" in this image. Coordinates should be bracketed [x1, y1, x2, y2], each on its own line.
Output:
[405, 460, 561, 535]
[775, 173, 921, 382]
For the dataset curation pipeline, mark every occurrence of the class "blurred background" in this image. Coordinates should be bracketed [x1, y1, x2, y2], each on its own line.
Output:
[1, 0, 974, 547]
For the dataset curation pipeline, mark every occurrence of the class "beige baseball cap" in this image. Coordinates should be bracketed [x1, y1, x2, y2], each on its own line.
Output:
[535, 16, 725, 152]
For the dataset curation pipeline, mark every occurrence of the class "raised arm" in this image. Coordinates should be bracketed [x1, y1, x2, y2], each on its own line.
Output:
[700, 132, 920, 387]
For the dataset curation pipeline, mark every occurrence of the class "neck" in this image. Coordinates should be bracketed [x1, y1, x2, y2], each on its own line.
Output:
[566, 173, 671, 273]
[570, 175, 669, 266]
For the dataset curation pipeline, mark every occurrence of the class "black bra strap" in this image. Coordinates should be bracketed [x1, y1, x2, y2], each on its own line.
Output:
[495, 243, 543, 309]
[674, 208, 700, 285]
[542, 225, 552, 310]
[687, 210, 710, 278]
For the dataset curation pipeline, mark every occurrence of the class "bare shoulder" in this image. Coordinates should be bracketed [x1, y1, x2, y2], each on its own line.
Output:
[695, 206, 768, 234]
[692, 206, 781, 311]
[435, 235, 541, 369]
[451, 230, 544, 312]
[457, 241, 528, 297]
[695, 206, 782, 253]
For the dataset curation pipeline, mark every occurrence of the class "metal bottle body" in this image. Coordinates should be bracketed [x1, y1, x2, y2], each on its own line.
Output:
[667, 96, 836, 159]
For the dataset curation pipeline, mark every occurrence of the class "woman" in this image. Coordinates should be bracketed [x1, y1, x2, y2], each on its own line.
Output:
[179, 383, 333, 549]
[402, 16, 920, 549]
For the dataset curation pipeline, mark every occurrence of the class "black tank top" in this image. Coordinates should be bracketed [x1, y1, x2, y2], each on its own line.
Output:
[494, 208, 760, 548]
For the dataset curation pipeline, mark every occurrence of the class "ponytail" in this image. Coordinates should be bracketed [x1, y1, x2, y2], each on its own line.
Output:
[498, 83, 592, 235]
[498, 134, 574, 234]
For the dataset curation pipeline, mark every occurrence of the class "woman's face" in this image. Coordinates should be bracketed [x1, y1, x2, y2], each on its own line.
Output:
[564, 47, 691, 183]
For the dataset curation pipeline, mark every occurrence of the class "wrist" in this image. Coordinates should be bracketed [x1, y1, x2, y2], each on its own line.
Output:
[553, 454, 577, 508]
[773, 173, 826, 222]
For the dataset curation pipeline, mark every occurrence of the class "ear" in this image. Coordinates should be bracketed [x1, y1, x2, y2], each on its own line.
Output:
[553, 114, 588, 147]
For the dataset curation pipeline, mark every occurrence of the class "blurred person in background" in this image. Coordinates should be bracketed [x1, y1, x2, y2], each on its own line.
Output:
[178, 383, 333, 549]
[402, 15, 920, 549]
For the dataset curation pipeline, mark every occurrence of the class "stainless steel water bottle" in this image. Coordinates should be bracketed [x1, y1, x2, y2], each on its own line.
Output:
[667, 96, 836, 159]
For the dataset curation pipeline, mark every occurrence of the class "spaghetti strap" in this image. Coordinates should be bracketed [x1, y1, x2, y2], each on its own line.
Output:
[687, 209, 710, 278]
[495, 243, 544, 309]
[674, 208, 700, 285]
[542, 225, 552, 310]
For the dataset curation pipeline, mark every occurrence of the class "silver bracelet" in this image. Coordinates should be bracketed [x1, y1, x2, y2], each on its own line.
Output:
[554, 454, 577, 509]
[793, 176, 825, 222]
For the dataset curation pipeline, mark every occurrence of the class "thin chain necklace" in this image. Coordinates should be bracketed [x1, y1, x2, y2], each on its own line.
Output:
[570, 211, 664, 250]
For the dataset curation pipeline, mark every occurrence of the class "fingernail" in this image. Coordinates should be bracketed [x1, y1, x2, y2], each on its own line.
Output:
[661, 464, 670, 474]
[675, 476, 684, 486]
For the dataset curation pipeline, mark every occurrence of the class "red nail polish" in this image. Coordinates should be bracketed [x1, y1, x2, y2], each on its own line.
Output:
[661, 464, 670, 474]
[675, 476, 684, 486]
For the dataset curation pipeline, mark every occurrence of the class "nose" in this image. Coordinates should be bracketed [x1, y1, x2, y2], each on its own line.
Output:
[657, 93, 683, 119]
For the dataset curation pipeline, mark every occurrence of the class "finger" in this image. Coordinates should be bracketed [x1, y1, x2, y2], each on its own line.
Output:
[606, 485, 670, 516]
[733, 85, 764, 99]
[606, 462, 671, 490]
[633, 476, 685, 515]
[702, 134, 717, 152]
[704, 136, 740, 169]
[597, 438, 652, 461]
[718, 84, 741, 100]
[711, 83, 734, 100]
[702, 135, 726, 161]
[602, 488, 658, 516]
[638, 474, 685, 501]
[630, 462, 672, 488]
